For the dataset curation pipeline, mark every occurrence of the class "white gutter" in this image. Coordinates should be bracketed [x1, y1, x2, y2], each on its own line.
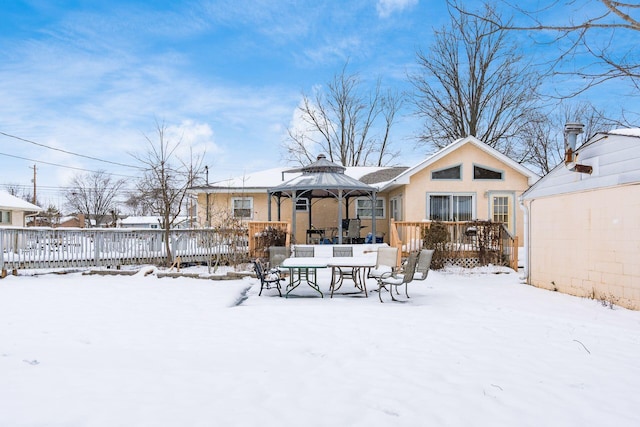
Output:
[518, 196, 529, 284]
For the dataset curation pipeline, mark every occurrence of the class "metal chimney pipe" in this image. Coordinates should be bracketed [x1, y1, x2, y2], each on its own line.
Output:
[563, 122, 592, 174]
[564, 122, 584, 163]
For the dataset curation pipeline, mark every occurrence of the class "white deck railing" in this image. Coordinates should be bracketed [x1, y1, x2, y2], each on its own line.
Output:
[0, 227, 248, 273]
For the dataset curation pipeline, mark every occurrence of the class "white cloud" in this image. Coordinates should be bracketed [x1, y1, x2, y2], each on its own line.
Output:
[376, 0, 418, 18]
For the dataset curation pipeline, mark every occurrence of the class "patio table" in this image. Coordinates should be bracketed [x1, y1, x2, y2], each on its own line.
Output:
[279, 257, 328, 298]
[327, 257, 376, 298]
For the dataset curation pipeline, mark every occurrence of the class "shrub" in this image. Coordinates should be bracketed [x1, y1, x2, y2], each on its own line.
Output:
[422, 222, 449, 269]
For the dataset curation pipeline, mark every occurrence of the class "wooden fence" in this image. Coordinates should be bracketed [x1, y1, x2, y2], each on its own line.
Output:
[247, 221, 291, 259]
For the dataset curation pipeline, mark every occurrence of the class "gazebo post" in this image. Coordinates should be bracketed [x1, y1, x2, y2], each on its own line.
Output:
[291, 190, 297, 244]
[307, 196, 312, 231]
[337, 189, 344, 244]
[372, 192, 377, 241]
[277, 195, 282, 221]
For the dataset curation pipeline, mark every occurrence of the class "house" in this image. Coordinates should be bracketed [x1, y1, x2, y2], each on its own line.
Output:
[190, 136, 538, 257]
[0, 190, 43, 227]
[189, 165, 406, 244]
[379, 136, 539, 243]
[521, 127, 640, 310]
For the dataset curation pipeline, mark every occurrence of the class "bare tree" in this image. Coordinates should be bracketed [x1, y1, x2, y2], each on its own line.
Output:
[521, 101, 616, 174]
[409, 4, 543, 155]
[65, 170, 125, 227]
[285, 63, 403, 166]
[123, 193, 152, 216]
[449, 0, 640, 95]
[131, 121, 204, 265]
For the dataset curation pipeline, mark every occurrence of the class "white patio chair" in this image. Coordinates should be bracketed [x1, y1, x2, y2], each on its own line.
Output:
[367, 246, 399, 282]
[414, 249, 434, 281]
[376, 252, 419, 302]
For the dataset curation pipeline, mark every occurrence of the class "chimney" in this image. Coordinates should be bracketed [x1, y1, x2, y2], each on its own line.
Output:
[563, 122, 592, 174]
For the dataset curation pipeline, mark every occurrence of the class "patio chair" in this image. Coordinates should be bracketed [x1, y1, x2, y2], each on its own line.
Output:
[375, 252, 419, 302]
[414, 249, 434, 281]
[367, 246, 399, 281]
[294, 246, 315, 257]
[344, 219, 361, 243]
[332, 246, 355, 288]
[268, 246, 290, 269]
[253, 260, 284, 297]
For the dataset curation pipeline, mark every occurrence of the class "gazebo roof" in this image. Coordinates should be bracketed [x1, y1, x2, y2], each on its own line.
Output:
[269, 154, 376, 198]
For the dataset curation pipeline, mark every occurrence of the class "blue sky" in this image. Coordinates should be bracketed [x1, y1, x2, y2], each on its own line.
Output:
[0, 0, 636, 208]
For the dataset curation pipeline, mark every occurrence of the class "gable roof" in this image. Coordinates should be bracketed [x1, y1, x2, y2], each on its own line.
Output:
[522, 129, 640, 200]
[380, 136, 539, 191]
[0, 190, 43, 212]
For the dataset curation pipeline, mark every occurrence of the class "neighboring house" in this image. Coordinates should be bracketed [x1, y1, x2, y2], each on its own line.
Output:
[521, 128, 640, 310]
[58, 214, 87, 228]
[190, 135, 538, 248]
[0, 190, 43, 227]
[119, 215, 191, 229]
[189, 166, 407, 244]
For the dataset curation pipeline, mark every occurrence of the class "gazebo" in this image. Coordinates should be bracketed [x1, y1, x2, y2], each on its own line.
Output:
[267, 154, 378, 244]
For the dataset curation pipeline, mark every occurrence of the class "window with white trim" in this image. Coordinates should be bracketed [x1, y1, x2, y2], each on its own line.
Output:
[427, 193, 475, 221]
[356, 197, 385, 218]
[232, 197, 253, 219]
[295, 198, 309, 212]
[0, 210, 11, 224]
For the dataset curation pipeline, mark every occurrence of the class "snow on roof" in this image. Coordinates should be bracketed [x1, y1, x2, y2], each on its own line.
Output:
[0, 190, 43, 211]
[199, 165, 398, 191]
[608, 128, 640, 137]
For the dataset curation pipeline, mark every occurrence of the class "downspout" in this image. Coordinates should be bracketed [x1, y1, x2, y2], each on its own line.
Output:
[518, 197, 530, 284]
[24, 212, 40, 227]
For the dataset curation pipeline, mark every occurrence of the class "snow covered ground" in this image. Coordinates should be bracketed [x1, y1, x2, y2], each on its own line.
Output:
[1, 265, 639, 426]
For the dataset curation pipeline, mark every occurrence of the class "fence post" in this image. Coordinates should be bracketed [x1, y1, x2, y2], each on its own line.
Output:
[0, 229, 4, 274]
[94, 232, 102, 267]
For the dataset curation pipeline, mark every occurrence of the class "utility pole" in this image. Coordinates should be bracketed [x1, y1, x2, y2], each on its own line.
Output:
[31, 164, 37, 205]
[205, 166, 210, 227]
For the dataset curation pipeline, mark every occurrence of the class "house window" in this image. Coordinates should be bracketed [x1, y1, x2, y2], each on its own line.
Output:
[474, 165, 503, 180]
[295, 198, 309, 212]
[431, 165, 461, 180]
[356, 198, 385, 218]
[427, 193, 474, 221]
[232, 197, 253, 219]
[0, 211, 11, 224]
[389, 196, 402, 221]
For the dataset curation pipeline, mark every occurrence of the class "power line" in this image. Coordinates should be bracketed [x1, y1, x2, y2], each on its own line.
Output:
[0, 130, 144, 170]
[0, 151, 141, 178]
